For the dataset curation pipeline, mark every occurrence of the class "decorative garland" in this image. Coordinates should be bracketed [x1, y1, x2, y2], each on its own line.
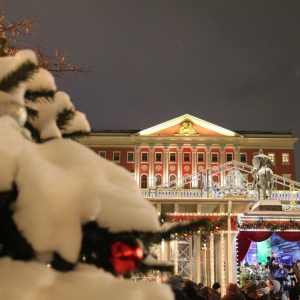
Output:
[162, 214, 229, 236]
[161, 214, 300, 234]
[238, 218, 300, 231]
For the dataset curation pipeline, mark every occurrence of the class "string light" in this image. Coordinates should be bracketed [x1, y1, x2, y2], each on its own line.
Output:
[210, 233, 215, 284]
[174, 239, 178, 274]
[236, 233, 240, 285]
[221, 232, 226, 295]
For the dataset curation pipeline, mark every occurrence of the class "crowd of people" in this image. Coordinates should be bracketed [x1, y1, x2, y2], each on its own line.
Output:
[164, 256, 300, 300]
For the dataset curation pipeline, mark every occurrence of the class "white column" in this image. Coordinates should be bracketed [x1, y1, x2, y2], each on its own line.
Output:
[161, 240, 170, 282]
[220, 146, 225, 185]
[210, 233, 215, 286]
[177, 146, 182, 185]
[206, 147, 212, 195]
[234, 146, 240, 186]
[163, 146, 169, 184]
[227, 214, 233, 283]
[206, 146, 211, 169]
[231, 232, 238, 283]
[174, 239, 179, 274]
[149, 145, 155, 186]
[196, 234, 201, 283]
[220, 232, 226, 296]
[192, 146, 197, 188]
[234, 146, 240, 162]
[134, 145, 140, 185]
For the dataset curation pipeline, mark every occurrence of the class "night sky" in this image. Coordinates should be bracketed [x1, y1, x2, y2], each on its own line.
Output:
[3, 1, 300, 179]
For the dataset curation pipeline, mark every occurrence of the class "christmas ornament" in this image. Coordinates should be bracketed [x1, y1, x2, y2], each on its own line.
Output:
[110, 240, 143, 274]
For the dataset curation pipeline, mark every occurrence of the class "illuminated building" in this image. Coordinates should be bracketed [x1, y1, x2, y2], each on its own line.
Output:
[77, 114, 300, 289]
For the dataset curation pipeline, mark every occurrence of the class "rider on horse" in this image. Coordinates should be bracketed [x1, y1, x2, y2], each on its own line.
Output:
[251, 149, 276, 199]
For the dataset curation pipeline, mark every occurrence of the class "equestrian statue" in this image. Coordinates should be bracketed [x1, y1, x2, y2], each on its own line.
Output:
[251, 149, 275, 200]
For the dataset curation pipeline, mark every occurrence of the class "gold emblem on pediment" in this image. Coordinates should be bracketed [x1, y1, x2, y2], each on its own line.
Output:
[175, 121, 199, 136]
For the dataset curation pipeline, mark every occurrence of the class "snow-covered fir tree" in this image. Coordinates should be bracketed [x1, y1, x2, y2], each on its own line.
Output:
[0, 37, 214, 299]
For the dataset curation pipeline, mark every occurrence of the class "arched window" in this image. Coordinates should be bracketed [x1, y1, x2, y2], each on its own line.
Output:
[141, 174, 148, 189]
[155, 174, 162, 186]
[170, 174, 177, 188]
[183, 175, 191, 189]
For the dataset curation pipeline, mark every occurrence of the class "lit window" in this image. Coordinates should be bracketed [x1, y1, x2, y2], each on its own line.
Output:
[141, 152, 148, 162]
[211, 153, 218, 162]
[99, 151, 106, 158]
[183, 153, 190, 162]
[226, 153, 233, 162]
[169, 152, 176, 162]
[127, 152, 134, 162]
[240, 153, 247, 163]
[197, 153, 204, 162]
[141, 174, 148, 189]
[155, 175, 162, 186]
[282, 153, 290, 164]
[155, 152, 162, 162]
[169, 174, 177, 188]
[268, 153, 275, 164]
[113, 151, 120, 162]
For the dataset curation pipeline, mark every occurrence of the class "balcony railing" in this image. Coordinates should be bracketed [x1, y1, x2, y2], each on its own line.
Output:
[141, 161, 300, 211]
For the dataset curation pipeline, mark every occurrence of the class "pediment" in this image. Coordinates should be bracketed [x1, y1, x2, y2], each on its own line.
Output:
[136, 114, 240, 137]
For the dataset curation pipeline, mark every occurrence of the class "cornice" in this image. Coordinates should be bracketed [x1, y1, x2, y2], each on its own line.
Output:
[76, 136, 134, 146]
[76, 135, 298, 148]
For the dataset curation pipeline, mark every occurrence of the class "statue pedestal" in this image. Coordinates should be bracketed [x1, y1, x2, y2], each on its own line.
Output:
[251, 200, 282, 211]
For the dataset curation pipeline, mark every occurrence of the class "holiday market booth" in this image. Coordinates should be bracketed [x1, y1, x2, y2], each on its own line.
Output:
[238, 217, 300, 265]
[145, 212, 300, 296]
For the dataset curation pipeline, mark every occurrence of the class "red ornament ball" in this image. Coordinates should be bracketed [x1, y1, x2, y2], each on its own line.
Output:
[110, 240, 144, 274]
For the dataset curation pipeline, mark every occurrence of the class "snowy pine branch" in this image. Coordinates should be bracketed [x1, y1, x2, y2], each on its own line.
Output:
[0, 60, 38, 92]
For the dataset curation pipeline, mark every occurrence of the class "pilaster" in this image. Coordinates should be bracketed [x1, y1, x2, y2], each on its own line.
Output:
[206, 146, 211, 169]
[192, 146, 197, 188]
[220, 146, 225, 185]
[177, 146, 182, 185]
[163, 146, 169, 183]
[134, 145, 141, 185]
[149, 145, 155, 186]
[234, 146, 240, 162]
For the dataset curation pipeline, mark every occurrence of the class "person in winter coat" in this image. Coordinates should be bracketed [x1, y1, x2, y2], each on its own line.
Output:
[199, 286, 214, 300]
[257, 280, 270, 294]
[292, 260, 300, 282]
[243, 281, 259, 300]
[257, 287, 271, 300]
[285, 266, 298, 300]
[183, 280, 206, 300]
[196, 283, 205, 297]
[221, 294, 245, 300]
[268, 252, 279, 280]
[269, 280, 287, 300]
[165, 275, 189, 300]
[209, 283, 221, 300]
[292, 261, 300, 300]
[225, 283, 241, 295]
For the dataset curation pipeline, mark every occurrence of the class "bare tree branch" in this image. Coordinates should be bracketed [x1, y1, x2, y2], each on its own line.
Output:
[0, 1, 90, 78]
